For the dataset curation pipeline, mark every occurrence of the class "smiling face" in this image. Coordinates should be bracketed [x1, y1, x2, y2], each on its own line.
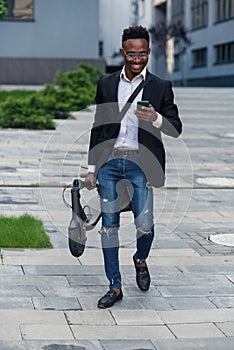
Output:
[120, 38, 150, 81]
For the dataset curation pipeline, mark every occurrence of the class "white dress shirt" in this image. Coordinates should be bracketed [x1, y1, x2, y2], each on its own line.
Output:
[114, 67, 145, 150]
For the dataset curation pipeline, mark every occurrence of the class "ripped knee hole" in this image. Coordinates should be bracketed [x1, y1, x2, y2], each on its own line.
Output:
[137, 227, 152, 234]
[99, 227, 119, 235]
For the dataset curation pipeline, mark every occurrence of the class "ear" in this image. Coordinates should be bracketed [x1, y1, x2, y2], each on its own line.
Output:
[148, 47, 151, 55]
[120, 48, 125, 58]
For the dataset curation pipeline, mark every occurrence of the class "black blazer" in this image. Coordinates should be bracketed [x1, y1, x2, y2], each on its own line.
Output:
[88, 70, 182, 187]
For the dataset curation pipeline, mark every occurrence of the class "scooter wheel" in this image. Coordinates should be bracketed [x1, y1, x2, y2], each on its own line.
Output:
[68, 224, 86, 257]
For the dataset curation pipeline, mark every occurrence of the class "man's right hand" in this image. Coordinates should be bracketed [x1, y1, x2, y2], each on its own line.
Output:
[85, 172, 96, 190]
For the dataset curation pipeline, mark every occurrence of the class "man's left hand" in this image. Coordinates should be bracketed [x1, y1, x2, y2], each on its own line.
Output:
[134, 104, 158, 123]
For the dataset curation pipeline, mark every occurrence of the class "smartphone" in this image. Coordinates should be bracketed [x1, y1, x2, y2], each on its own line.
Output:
[137, 100, 150, 111]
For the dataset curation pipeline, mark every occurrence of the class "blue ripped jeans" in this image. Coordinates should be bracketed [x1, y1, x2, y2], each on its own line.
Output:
[96, 155, 154, 289]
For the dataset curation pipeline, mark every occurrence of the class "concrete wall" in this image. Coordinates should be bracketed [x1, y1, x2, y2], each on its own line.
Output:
[0, 57, 106, 85]
[0, 0, 104, 84]
[0, 0, 99, 58]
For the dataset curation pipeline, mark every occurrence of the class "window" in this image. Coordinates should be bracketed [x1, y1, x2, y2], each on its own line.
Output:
[174, 54, 180, 71]
[191, 0, 208, 29]
[99, 41, 104, 57]
[215, 0, 234, 22]
[214, 41, 234, 64]
[3, 0, 34, 21]
[172, 0, 184, 23]
[192, 47, 207, 67]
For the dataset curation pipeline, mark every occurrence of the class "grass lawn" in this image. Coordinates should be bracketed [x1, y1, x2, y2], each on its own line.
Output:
[0, 90, 36, 104]
[0, 214, 52, 248]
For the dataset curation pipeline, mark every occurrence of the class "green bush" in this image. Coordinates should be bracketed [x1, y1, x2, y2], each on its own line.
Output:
[0, 90, 36, 104]
[0, 0, 6, 20]
[79, 63, 105, 85]
[38, 64, 103, 119]
[0, 64, 105, 129]
[0, 97, 55, 130]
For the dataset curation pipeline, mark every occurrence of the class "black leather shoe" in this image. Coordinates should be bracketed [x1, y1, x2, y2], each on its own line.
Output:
[133, 258, 151, 291]
[98, 289, 123, 309]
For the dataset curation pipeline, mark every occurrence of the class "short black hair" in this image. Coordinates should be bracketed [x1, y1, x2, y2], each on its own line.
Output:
[122, 25, 149, 46]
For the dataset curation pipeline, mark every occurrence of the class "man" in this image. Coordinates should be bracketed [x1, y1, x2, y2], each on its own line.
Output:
[86, 25, 182, 308]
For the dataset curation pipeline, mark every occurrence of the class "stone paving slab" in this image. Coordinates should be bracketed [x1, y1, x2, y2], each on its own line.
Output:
[0, 310, 67, 325]
[101, 337, 234, 350]
[165, 296, 216, 310]
[210, 296, 234, 308]
[0, 266, 23, 275]
[0, 326, 22, 340]
[157, 285, 234, 297]
[0, 285, 42, 297]
[151, 274, 232, 286]
[2, 248, 80, 266]
[152, 337, 234, 350]
[65, 310, 116, 326]
[178, 265, 234, 275]
[32, 297, 81, 310]
[110, 309, 163, 325]
[216, 322, 234, 336]
[157, 308, 234, 324]
[70, 325, 175, 340]
[148, 255, 234, 266]
[0, 297, 34, 310]
[100, 339, 156, 350]
[0, 340, 112, 350]
[0, 275, 70, 287]
[20, 324, 74, 340]
[66, 275, 107, 286]
[167, 323, 224, 339]
[22, 265, 106, 276]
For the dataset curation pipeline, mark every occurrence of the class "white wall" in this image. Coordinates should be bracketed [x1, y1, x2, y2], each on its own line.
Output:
[0, 0, 156, 63]
[0, 0, 99, 58]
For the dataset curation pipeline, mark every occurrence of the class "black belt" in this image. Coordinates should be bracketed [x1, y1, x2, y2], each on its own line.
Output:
[113, 148, 139, 157]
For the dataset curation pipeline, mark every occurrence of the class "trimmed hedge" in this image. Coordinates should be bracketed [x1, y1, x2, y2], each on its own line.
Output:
[0, 64, 104, 130]
[0, 0, 6, 20]
[0, 97, 55, 130]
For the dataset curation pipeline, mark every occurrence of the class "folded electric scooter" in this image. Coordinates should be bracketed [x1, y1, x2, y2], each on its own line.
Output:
[63, 178, 131, 257]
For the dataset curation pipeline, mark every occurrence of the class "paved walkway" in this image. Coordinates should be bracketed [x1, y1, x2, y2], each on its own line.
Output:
[0, 87, 234, 349]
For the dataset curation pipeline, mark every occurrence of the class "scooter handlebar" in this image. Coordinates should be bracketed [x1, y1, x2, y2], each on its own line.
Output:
[78, 179, 93, 189]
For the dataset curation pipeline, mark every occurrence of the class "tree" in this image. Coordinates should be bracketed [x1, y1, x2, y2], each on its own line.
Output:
[149, 20, 191, 82]
[0, 0, 6, 20]
[149, 20, 191, 58]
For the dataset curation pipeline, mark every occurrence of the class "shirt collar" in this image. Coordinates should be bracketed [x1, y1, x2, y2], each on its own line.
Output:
[120, 66, 147, 82]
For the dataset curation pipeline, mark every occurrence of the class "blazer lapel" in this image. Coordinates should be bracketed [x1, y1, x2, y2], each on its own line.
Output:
[110, 70, 121, 103]
[142, 71, 153, 100]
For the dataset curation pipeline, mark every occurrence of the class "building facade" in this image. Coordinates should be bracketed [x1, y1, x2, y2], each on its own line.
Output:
[0, 0, 105, 84]
[2, 0, 232, 86]
[153, 0, 234, 86]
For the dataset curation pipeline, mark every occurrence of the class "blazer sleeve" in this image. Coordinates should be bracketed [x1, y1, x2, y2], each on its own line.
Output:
[88, 77, 104, 165]
[159, 80, 182, 138]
